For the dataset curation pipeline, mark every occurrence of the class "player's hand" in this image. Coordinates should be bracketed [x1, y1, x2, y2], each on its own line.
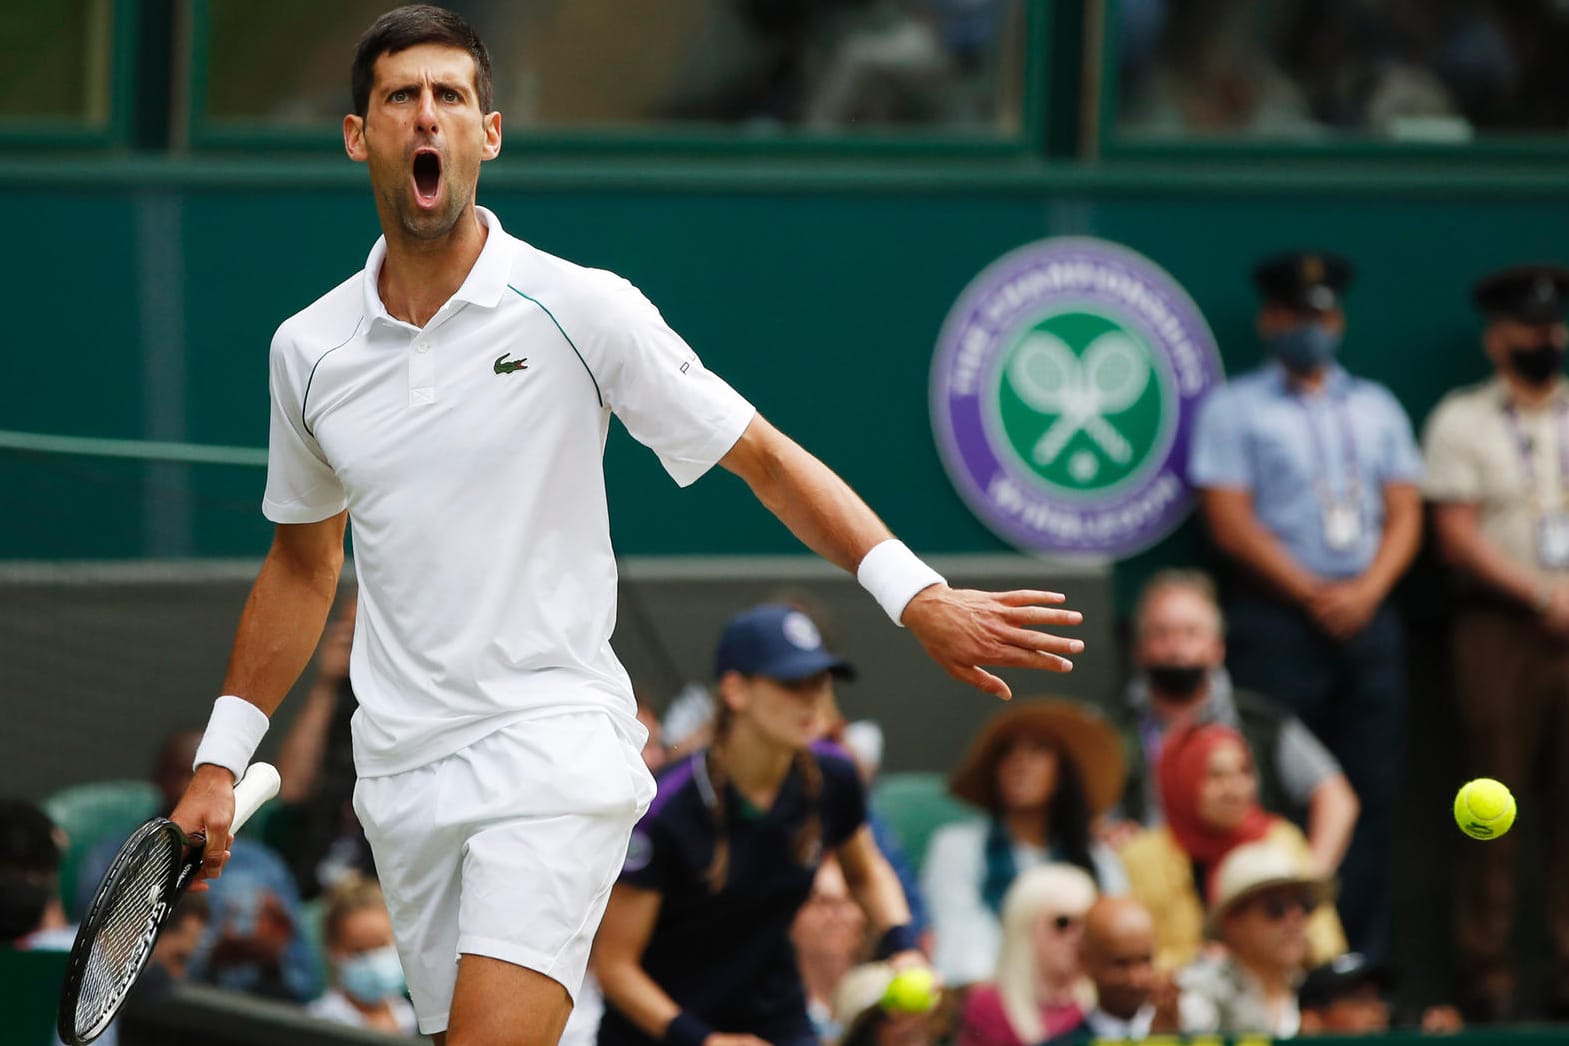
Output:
[170, 764, 236, 889]
[703, 1036, 771, 1046]
[901, 586, 1084, 700]
[1307, 579, 1379, 640]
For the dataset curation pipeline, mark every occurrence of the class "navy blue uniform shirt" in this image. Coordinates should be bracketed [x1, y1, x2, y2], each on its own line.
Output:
[598, 746, 867, 1046]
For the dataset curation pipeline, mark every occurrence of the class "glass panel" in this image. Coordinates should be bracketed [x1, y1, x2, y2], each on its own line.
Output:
[1114, 0, 1569, 143]
[0, 0, 113, 125]
[202, 0, 1025, 137]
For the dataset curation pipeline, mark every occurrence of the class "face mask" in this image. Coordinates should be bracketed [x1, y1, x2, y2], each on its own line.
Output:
[1266, 323, 1341, 375]
[1508, 342, 1565, 387]
[338, 944, 406, 1004]
[1146, 664, 1208, 699]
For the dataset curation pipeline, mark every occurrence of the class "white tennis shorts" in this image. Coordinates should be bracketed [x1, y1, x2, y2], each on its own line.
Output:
[353, 709, 656, 1035]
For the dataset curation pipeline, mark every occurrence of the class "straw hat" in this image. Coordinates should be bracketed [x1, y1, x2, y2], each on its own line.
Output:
[947, 698, 1126, 817]
[1206, 840, 1337, 934]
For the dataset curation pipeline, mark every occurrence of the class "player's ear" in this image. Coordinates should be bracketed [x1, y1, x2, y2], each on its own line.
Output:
[344, 114, 368, 162]
[481, 111, 502, 162]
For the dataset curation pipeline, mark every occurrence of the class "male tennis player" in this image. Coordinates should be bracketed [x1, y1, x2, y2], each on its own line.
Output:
[171, 7, 1083, 1045]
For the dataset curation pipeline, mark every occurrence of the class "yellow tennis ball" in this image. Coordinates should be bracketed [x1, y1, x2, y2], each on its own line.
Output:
[881, 968, 939, 1014]
[1454, 778, 1516, 840]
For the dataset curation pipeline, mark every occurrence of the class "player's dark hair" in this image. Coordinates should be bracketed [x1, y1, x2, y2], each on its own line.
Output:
[351, 4, 494, 117]
[702, 690, 823, 893]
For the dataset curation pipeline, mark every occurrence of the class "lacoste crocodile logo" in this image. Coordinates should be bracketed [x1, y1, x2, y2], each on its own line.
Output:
[493, 353, 528, 375]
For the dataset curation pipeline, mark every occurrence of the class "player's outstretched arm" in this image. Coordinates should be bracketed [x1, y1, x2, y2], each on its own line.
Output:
[719, 415, 1082, 699]
[172, 512, 347, 884]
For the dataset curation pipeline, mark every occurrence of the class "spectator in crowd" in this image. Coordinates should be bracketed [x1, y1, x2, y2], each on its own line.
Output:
[957, 863, 1096, 1046]
[1297, 952, 1463, 1036]
[593, 604, 930, 1046]
[1119, 721, 1346, 972]
[1177, 839, 1335, 1038]
[635, 695, 668, 775]
[829, 715, 932, 947]
[1050, 896, 1178, 1043]
[1114, 569, 1359, 876]
[923, 700, 1128, 987]
[792, 855, 870, 1041]
[273, 591, 374, 898]
[564, 690, 679, 1046]
[833, 961, 939, 1046]
[1190, 250, 1424, 959]
[0, 798, 72, 951]
[75, 731, 321, 1002]
[307, 876, 417, 1035]
[1422, 263, 1569, 1022]
[142, 895, 212, 995]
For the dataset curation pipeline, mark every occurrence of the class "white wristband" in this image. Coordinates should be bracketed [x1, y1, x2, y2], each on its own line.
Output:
[192, 695, 270, 782]
[857, 539, 945, 626]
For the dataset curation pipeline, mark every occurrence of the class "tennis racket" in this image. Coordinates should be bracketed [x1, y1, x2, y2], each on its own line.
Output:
[56, 762, 282, 1045]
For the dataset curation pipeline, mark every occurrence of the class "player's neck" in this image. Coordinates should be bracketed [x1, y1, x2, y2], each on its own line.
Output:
[376, 206, 488, 328]
[716, 727, 796, 807]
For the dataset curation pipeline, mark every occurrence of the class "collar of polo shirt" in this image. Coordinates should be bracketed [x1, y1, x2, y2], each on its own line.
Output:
[360, 206, 515, 326]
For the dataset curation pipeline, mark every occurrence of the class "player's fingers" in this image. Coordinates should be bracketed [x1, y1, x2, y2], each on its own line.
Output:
[984, 642, 1076, 673]
[996, 627, 1084, 657]
[1001, 605, 1083, 627]
[994, 589, 1067, 607]
[949, 663, 1012, 701]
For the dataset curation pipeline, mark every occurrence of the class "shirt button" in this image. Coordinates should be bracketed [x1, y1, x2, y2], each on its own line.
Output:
[415, 341, 430, 353]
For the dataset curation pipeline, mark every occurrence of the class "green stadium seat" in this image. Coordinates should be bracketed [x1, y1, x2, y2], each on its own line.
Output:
[43, 780, 158, 921]
[871, 771, 975, 876]
[0, 947, 70, 1045]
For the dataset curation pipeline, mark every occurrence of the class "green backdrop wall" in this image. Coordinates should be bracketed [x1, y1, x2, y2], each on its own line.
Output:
[4, 159, 1568, 570]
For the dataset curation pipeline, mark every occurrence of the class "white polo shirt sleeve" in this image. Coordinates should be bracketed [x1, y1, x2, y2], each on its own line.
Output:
[574, 272, 755, 487]
[262, 326, 347, 523]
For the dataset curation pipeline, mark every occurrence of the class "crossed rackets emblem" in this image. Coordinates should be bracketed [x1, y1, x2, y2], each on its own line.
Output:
[1006, 330, 1150, 467]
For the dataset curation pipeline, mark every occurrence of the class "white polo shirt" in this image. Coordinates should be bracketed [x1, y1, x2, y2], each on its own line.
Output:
[263, 207, 755, 777]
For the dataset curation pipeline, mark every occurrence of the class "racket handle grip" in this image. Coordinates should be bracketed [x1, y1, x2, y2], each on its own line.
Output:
[231, 762, 282, 833]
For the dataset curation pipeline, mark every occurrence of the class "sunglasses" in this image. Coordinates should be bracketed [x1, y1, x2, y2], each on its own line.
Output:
[1257, 893, 1318, 920]
[1047, 913, 1083, 932]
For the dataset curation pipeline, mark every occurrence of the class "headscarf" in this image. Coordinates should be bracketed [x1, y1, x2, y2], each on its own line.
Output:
[1157, 721, 1273, 869]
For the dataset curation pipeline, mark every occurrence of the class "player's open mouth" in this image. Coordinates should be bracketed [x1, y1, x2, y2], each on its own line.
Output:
[412, 149, 442, 209]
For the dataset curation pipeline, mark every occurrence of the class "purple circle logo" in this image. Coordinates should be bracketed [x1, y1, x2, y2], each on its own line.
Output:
[931, 238, 1222, 557]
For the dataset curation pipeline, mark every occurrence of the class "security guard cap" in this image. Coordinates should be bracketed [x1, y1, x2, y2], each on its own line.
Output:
[1252, 251, 1353, 312]
[1472, 264, 1569, 324]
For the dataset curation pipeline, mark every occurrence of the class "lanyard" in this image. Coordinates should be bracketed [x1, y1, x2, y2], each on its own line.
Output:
[1296, 393, 1362, 510]
[1501, 399, 1569, 514]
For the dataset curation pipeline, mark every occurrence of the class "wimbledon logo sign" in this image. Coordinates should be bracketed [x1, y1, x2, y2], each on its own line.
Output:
[930, 238, 1222, 557]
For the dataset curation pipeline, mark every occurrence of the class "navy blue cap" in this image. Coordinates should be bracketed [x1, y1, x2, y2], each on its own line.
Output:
[1253, 251, 1353, 312]
[714, 604, 856, 682]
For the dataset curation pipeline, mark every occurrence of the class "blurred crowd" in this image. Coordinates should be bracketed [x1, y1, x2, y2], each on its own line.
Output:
[7, 252, 1569, 1042]
[1119, 0, 1569, 139]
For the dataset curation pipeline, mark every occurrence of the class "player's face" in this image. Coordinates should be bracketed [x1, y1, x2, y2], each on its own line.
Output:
[344, 44, 501, 242]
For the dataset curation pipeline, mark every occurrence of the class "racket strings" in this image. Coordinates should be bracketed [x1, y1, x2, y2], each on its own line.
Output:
[73, 842, 178, 1036]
